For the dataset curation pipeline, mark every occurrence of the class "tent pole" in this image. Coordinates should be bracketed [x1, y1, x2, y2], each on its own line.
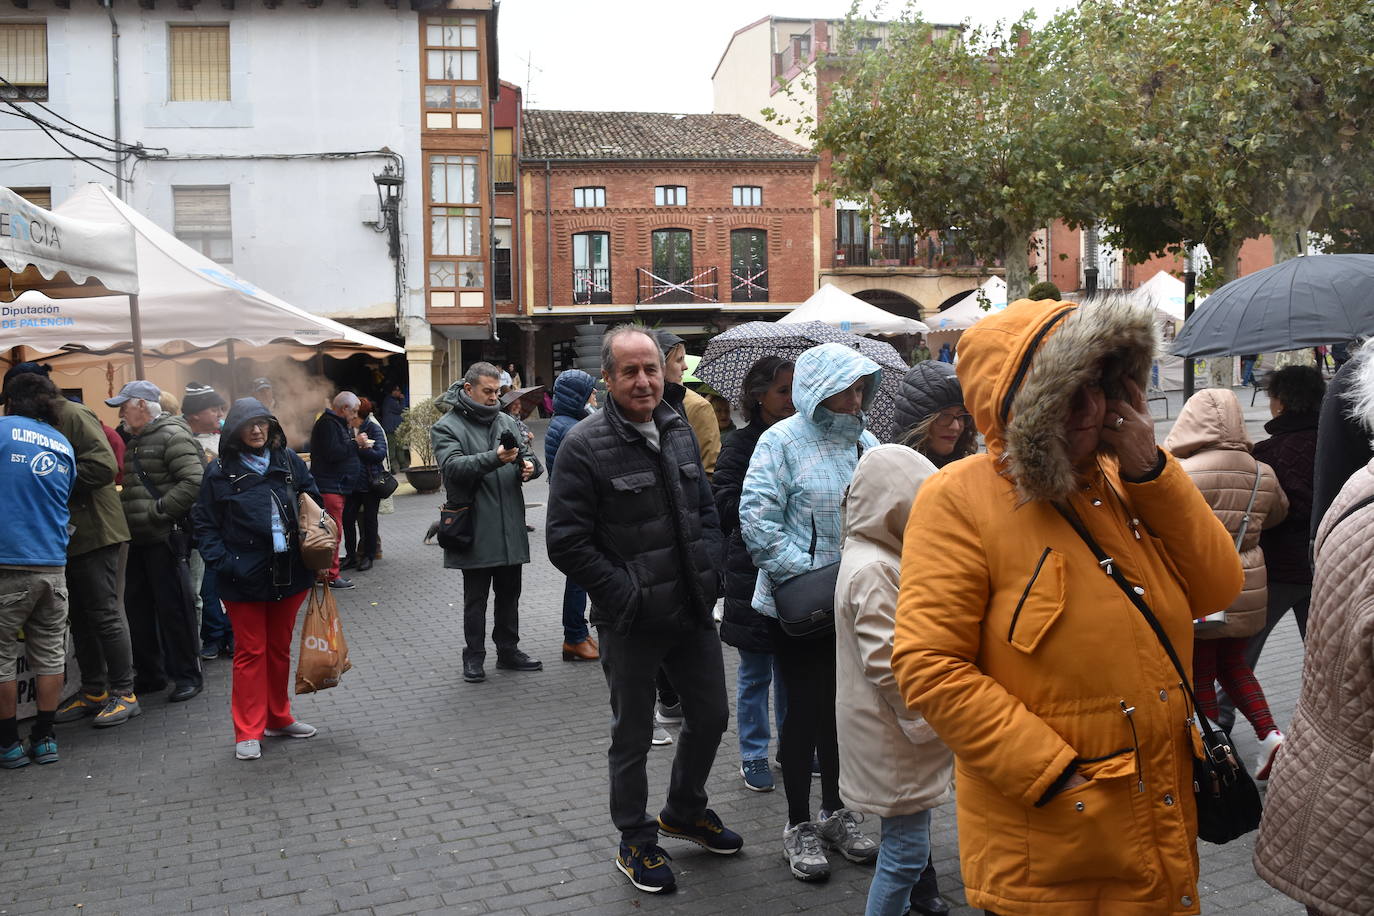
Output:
[129, 293, 146, 378]
[225, 339, 238, 399]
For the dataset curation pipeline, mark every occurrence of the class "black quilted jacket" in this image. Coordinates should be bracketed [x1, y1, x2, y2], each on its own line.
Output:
[1254, 410, 1320, 584]
[546, 393, 722, 635]
[712, 419, 772, 653]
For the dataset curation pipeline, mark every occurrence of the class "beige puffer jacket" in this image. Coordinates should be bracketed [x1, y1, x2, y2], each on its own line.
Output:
[1163, 389, 1288, 638]
[1254, 460, 1374, 916]
[835, 445, 954, 817]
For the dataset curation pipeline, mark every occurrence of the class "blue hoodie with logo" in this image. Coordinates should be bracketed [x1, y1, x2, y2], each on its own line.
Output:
[0, 415, 76, 566]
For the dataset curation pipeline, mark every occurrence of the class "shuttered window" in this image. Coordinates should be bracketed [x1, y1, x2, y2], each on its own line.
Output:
[173, 187, 233, 263]
[0, 23, 48, 101]
[169, 25, 229, 102]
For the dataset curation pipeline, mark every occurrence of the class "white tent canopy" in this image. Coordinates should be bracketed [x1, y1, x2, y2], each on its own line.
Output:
[930, 276, 1008, 331]
[780, 283, 929, 336]
[1, 186, 139, 299]
[8, 184, 401, 361]
[1135, 269, 1190, 321]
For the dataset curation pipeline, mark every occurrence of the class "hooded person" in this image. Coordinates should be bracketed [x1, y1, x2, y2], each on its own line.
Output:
[891, 296, 1245, 916]
[191, 397, 323, 761]
[893, 361, 977, 467]
[655, 330, 720, 476]
[544, 369, 599, 661]
[1163, 389, 1289, 778]
[739, 341, 882, 882]
[835, 444, 954, 916]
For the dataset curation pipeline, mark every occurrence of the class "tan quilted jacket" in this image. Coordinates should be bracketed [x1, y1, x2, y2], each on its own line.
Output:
[1163, 389, 1288, 638]
[1254, 460, 1374, 916]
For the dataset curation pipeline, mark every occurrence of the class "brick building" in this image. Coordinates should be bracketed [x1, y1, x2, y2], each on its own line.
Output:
[516, 109, 819, 383]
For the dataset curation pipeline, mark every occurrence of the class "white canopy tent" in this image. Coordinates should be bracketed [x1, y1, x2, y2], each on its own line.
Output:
[5, 184, 401, 371]
[780, 282, 929, 336]
[929, 276, 1009, 331]
[1135, 270, 1190, 321]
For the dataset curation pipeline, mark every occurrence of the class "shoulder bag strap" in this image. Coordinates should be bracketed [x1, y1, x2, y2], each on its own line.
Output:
[1233, 468, 1264, 550]
[1316, 492, 1374, 555]
[1050, 501, 1225, 749]
[128, 447, 164, 502]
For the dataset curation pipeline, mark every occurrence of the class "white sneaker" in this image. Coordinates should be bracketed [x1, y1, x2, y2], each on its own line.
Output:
[816, 807, 879, 863]
[1255, 730, 1284, 780]
[651, 725, 674, 747]
[264, 721, 317, 739]
[235, 740, 261, 760]
[781, 822, 829, 881]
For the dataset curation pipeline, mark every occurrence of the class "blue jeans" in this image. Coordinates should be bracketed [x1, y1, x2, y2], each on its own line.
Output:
[866, 810, 933, 916]
[562, 578, 590, 644]
[735, 649, 786, 762]
[199, 559, 232, 646]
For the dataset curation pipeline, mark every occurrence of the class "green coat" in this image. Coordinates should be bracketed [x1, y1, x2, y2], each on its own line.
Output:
[53, 398, 130, 557]
[120, 413, 205, 545]
[431, 386, 542, 570]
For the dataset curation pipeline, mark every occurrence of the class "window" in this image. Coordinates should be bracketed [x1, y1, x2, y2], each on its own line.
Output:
[573, 187, 606, 208]
[857, 37, 881, 52]
[0, 24, 48, 101]
[655, 185, 687, 207]
[573, 232, 611, 305]
[423, 15, 482, 130]
[732, 186, 762, 207]
[492, 218, 512, 301]
[173, 187, 233, 263]
[731, 229, 768, 302]
[790, 33, 812, 60]
[493, 127, 514, 188]
[429, 154, 483, 296]
[10, 187, 51, 210]
[169, 25, 230, 102]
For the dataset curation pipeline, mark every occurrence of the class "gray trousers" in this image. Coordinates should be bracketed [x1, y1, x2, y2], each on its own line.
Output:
[65, 543, 134, 696]
[598, 623, 728, 847]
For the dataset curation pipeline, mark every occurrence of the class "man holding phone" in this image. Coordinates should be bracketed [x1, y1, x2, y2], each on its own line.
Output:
[431, 362, 543, 683]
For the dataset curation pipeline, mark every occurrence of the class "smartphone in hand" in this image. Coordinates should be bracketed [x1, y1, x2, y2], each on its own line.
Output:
[499, 430, 518, 451]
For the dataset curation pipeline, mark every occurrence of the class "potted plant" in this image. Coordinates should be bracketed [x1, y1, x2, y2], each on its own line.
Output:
[394, 396, 445, 494]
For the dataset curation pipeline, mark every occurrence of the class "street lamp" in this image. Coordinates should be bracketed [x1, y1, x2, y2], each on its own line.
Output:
[1083, 223, 1100, 296]
[373, 163, 404, 261]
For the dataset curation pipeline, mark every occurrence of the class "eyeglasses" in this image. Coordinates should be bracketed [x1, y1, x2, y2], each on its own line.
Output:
[933, 411, 972, 428]
[245, 420, 271, 431]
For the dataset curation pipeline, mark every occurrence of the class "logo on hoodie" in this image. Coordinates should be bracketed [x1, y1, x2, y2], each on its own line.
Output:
[30, 451, 60, 477]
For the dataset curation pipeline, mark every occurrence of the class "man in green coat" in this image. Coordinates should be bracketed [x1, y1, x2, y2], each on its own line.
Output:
[432, 362, 543, 684]
[108, 381, 205, 703]
[4, 365, 140, 729]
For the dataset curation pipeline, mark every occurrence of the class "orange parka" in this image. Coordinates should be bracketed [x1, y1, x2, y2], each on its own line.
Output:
[891, 297, 1244, 916]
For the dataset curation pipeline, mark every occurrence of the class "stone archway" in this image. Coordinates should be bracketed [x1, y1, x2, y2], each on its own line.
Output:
[820, 271, 989, 320]
[853, 288, 924, 321]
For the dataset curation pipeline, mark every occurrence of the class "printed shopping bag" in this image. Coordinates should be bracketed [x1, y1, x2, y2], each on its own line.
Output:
[295, 582, 353, 694]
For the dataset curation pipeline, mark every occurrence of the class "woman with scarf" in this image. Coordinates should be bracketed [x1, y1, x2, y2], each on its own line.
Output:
[193, 398, 323, 761]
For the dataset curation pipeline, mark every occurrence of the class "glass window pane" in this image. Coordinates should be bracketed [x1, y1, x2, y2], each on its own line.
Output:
[573, 233, 588, 267]
[591, 233, 608, 268]
[459, 50, 477, 81]
[429, 260, 455, 287]
[426, 50, 446, 80]
[460, 23, 477, 45]
[430, 160, 447, 203]
[424, 84, 451, 107]
[655, 187, 664, 206]
[460, 263, 484, 287]
[426, 25, 443, 46]
[431, 213, 450, 255]
[454, 85, 480, 109]
[465, 214, 481, 254]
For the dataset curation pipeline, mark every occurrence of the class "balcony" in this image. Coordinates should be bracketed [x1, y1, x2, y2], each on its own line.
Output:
[637, 266, 718, 305]
[730, 267, 769, 303]
[573, 268, 612, 305]
[493, 154, 514, 190]
[832, 233, 983, 269]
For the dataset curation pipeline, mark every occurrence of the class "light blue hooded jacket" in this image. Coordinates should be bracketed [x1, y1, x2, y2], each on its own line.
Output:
[740, 342, 881, 618]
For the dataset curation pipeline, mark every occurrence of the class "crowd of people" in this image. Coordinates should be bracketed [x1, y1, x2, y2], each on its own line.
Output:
[3, 298, 1373, 915]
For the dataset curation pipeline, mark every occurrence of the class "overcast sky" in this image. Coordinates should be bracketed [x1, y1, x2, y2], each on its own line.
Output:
[497, 1, 1071, 113]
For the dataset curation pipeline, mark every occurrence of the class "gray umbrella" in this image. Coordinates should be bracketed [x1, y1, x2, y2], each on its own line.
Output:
[1171, 254, 1374, 357]
[696, 320, 908, 441]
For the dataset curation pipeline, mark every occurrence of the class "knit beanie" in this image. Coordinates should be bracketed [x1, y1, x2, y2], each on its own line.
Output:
[182, 381, 226, 415]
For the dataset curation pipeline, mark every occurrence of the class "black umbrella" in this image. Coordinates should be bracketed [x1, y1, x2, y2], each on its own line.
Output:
[1171, 254, 1374, 357]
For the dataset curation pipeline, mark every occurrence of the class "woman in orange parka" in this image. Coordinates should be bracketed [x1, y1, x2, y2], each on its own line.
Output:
[891, 296, 1244, 916]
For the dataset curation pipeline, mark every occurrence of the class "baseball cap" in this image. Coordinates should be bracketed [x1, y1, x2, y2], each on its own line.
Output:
[654, 329, 685, 355]
[105, 380, 162, 407]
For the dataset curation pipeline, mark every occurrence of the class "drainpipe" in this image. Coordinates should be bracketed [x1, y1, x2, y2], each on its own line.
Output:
[544, 160, 552, 311]
[489, 98, 499, 343]
[103, 0, 124, 199]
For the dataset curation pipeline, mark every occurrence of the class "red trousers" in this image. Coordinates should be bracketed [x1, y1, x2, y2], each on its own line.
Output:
[224, 589, 309, 741]
[322, 493, 346, 581]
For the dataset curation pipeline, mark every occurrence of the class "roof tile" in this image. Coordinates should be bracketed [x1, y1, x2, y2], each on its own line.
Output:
[521, 110, 814, 161]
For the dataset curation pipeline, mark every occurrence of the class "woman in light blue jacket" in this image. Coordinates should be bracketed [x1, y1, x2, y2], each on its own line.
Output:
[740, 341, 881, 883]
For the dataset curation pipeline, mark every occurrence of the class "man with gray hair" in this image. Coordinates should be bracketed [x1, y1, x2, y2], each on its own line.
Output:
[547, 326, 737, 894]
[309, 391, 368, 589]
[432, 362, 543, 683]
[107, 380, 206, 703]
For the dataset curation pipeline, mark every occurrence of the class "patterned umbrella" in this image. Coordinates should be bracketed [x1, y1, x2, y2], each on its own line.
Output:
[697, 320, 909, 441]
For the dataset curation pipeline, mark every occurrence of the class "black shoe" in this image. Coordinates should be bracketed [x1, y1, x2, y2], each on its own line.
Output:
[199, 641, 222, 660]
[340, 555, 358, 570]
[495, 651, 542, 672]
[909, 895, 951, 916]
[356, 556, 373, 572]
[134, 679, 167, 695]
[462, 659, 486, 683]
[329, 577, 356, 590]
[168, 682, 202, 703]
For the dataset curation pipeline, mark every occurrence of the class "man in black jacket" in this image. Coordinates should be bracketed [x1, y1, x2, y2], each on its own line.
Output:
[547, 326, 741, 895]
[309, 392, 365, 590]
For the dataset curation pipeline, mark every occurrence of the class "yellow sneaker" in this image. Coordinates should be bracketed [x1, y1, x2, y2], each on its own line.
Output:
[54, 691, 108, 724]
[93, 694, 141, 729]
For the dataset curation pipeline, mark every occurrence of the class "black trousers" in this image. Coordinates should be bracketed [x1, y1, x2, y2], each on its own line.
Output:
[343, 492, 381, 560]
[598, 624, 728, 846]
[771, 619, 843, 826]
[66, 543, 135, 696]
[124, 540, 202, 690]
[460, 564, 522, 663]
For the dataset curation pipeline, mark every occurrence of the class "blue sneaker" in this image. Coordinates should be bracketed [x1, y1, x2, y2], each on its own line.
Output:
[615, 842, 675, 893]
[28, 735, 58, 765]
[1, 742, 29, 769]
[741, 758, 775, 792]
[657, 808, 744, 855]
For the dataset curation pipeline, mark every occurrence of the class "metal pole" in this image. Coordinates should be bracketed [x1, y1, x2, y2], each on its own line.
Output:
[225, 338, 237, 399]
[129, 293, 145, 378]
[1182, 245, 1197, 399]
[103, 0, 124, 199]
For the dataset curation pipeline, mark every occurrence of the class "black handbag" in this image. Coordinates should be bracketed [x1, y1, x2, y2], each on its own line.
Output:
[436, 502, 474, 551]
[1053, 502, 1263, 845]
[370, 470, 399, 499]
[773, 519, 838, 638]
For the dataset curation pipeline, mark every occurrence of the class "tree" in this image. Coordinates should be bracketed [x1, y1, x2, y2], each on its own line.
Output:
[784, 7, 1127, 300]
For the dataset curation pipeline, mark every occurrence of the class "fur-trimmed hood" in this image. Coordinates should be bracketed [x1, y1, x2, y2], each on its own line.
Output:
[955, 295, 1157, 502]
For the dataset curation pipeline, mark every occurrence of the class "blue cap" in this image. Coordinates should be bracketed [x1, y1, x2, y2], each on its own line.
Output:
[105, 379, 162, 407]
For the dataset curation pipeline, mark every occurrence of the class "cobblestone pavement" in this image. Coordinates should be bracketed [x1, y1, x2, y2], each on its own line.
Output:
[2, 388, 1308, 914]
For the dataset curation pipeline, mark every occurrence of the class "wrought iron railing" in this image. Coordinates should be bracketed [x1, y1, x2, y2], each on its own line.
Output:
[731, 267, 769, 302]
[572, 268, 612, 305]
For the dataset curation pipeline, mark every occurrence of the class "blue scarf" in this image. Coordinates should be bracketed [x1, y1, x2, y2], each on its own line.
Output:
[241, 451, 288, 553]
